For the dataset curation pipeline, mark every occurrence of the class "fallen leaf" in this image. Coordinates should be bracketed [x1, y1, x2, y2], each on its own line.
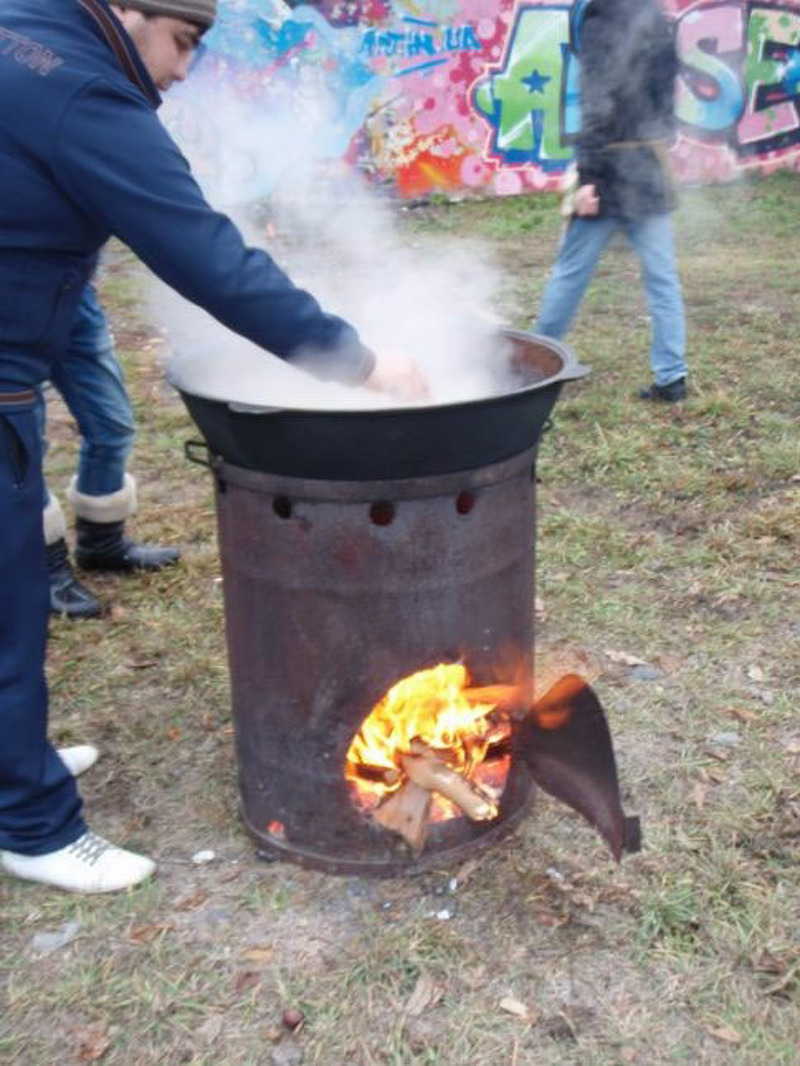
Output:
[107, 605, 127, 623]
[747, 665, 765, 682]
[692, 782, 708, 810]
[704, 747, 731, 763]
[706, 766, 727, 784]
[173, 889, 208, 911]
[242, 946, 274, 965]
[128, 922, 173, 944]
[604, 649, 648, 667]
[234, 971, 261, 996]
[166, 727, 181, 741]
[706, 1025, 743, 1046]
[196, 1015, 224, 1044]
[459, 965, 486, 990]
[30, 920, 81, 956]
[498, 996, 531, 1019]
[73, 1024, 111, 1061]
[725, 707, 759, 723]
[404, 972, 443, 1017]
[753, 949, 788, 975]
[453, 857, 482, 886]
[532, 906, 570, 928]
[218, 868, 242, 884]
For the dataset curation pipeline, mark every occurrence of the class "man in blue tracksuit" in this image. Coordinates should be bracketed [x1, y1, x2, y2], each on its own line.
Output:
[0, 0, 419, 893]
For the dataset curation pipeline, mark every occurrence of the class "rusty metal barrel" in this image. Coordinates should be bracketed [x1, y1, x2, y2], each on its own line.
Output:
[176, 333, 589, 874]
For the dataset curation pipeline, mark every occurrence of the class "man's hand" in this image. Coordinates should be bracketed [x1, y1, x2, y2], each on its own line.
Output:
[574, 183, 600, 217]
[364, 353, 430, 402]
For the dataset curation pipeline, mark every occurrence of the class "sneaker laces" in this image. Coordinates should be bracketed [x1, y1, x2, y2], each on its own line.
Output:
[66, 831, 112, 866]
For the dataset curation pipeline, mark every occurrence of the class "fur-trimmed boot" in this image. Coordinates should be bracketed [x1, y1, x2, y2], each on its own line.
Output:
[43, 495, 102, 619]
[70, 474, 180, 573]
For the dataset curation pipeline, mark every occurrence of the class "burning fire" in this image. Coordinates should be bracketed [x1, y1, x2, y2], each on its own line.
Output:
[345, 663, 512, 822]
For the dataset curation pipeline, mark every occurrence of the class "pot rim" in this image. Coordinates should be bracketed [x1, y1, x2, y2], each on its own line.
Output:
[169, 329, 591, 418]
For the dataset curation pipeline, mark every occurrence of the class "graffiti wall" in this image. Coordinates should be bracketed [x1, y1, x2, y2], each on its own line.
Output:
[164, 0, 800, 202]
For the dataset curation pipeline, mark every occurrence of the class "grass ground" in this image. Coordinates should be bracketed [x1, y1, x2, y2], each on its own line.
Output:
[1, 173, 798, 1065]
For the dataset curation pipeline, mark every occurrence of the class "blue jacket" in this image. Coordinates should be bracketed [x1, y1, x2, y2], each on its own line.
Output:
[0, 0, 374, 389]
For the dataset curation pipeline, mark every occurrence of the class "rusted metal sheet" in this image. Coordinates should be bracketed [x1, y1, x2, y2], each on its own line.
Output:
[518, 674, 641, 862]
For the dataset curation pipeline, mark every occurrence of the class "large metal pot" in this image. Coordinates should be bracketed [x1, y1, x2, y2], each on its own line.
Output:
[170, 331, 589, 480]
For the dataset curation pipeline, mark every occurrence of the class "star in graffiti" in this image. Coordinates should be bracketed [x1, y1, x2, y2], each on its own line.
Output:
[522, 69, 551, 94]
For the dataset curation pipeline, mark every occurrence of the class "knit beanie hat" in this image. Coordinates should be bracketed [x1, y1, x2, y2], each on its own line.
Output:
[115, 0, 217, 29]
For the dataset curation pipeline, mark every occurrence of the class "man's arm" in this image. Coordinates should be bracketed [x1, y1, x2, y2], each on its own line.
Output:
[54, 80, 374, 386]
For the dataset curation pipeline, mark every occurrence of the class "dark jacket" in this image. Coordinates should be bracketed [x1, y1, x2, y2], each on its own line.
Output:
[0, 0, 374, 389]
[574, 0, 678, 220]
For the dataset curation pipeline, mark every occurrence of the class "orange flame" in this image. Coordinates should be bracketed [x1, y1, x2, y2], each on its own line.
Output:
[345, 664, 511, 809]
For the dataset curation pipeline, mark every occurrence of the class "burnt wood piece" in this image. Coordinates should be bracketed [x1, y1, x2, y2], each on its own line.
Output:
[517, 675, 641, 862]
[353, 764, 401, 786]
[483, 734, 513, 761]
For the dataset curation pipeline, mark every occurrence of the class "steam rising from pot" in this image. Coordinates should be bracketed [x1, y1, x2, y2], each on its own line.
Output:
[160, 89, 519, 410]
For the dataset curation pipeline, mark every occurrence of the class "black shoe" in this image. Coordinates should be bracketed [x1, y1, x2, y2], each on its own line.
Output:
[75, 518, 181, 573]
[46, 538, 103, 619]
[638, 378, 687, 403]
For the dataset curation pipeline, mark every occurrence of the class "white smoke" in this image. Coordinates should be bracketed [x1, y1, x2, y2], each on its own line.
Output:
[159, 86, 515, 411]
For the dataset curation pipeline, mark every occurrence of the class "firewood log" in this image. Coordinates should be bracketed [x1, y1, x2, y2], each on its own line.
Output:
[400, 749, 498, 821]
[373, 781, 432, 852]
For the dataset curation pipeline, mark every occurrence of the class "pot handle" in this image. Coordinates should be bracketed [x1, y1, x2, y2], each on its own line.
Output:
[184, 439, 212, 469]
[504, 330, 591, 384]
[542, 337, 592, 384]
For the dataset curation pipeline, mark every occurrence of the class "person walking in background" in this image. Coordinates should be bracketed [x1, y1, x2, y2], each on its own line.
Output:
[533, 0, 688, 403]
[42, 282, 179, 620]
[0, 0, 422, 896]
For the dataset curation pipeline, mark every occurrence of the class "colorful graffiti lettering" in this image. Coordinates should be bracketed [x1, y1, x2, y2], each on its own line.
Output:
[163, 0, 800, 202]
[360, 18, 482, 78]
[472, 6, 575, 168]
[473, 1, 800, 173]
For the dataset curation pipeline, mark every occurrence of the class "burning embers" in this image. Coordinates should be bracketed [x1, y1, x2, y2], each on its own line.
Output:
[347, 667, 642, 863]
[345, 664, 517, 850]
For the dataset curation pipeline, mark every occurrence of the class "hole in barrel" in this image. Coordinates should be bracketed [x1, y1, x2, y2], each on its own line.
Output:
[456, 491, 475, 515]
[370, 501, 395, 526]
[273, 496, 292, 520]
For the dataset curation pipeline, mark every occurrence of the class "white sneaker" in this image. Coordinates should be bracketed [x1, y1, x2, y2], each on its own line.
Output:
[56, 744, 99, 777]
[0, 831, 156, 893]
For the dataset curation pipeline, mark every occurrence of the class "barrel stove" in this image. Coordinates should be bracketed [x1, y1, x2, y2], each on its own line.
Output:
[176, 332, 638, 874]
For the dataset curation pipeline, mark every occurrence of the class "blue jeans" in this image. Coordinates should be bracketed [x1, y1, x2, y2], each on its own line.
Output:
[0, 390, 85, 853]
[36, 284, 135, 497]
[535, 213, 687, 387]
